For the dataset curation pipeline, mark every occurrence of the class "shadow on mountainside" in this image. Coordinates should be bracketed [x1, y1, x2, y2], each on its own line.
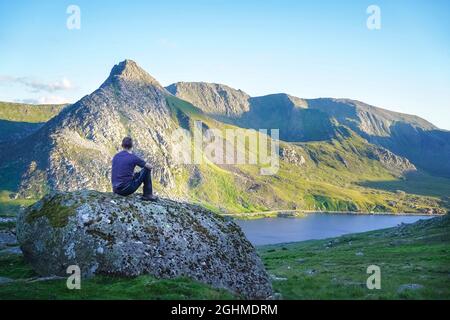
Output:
[359, 171, 450, 199]
[0, 119, 44, 142]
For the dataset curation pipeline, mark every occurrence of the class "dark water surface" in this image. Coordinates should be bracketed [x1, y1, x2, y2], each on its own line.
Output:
[235, 214, 433, 246]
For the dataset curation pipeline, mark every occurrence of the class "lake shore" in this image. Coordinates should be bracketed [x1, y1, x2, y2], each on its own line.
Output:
[223, 209, 443, 220]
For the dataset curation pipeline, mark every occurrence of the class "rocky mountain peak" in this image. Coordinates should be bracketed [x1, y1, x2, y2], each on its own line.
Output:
[104, 59, 163, 88]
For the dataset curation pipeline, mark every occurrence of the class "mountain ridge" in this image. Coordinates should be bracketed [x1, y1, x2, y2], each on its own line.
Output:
[0, 60, 448, 215]
[166, 82, 436, 130]
[167, 81, 450, 177]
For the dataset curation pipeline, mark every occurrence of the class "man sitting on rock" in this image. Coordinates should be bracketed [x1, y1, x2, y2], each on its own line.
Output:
[111, 137, 158, 201]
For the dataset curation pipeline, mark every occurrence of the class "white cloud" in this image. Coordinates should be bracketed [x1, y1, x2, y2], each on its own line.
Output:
[14, 95, 70, 105]
[0, 75, 74, 92]
[38, 95, 70, 104]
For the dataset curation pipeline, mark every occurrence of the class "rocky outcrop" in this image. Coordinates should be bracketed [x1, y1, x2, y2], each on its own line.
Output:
[166, 82, 251, 117]
[279, 145, 306, 167]
[16, 190, 273, 299]
[370, 146, 416, 173]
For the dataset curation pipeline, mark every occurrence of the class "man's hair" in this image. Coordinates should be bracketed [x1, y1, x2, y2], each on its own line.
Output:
[122, 137, 133, 150]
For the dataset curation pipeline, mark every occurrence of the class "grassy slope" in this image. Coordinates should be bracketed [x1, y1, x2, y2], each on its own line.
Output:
[0, 101, 65, 123]
[0, 215, 448, 299]
[0, 102, 64, 145]
[0, 101, 66, 213]
[0, 191, 35, 216]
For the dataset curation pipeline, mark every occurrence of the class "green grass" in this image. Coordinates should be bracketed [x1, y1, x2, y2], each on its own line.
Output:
[0, 101, 65, 123]
[0, 190, 36, 216]
[259, 215, 450, 299]
[0, 254, 233, 300]
[25, 194, 76, 228]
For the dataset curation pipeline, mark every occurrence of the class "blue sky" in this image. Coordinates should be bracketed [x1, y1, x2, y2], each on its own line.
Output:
[0, 0, 449, 129]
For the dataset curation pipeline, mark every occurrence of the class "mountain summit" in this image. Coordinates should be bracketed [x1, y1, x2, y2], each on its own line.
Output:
[103, 59, 164, 89]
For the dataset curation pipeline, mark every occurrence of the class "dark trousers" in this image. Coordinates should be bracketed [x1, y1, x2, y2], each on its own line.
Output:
[114, 167, 153, 197]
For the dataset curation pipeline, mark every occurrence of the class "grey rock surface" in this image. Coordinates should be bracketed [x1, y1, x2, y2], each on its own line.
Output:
[16, 190, 273, 299]
[0, 231, 17, 249]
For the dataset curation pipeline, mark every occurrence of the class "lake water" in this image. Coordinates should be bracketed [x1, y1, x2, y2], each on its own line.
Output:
[235, 214, 433, 246]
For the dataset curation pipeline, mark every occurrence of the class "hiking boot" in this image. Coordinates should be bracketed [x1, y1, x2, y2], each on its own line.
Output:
[142, 194, 158, 202]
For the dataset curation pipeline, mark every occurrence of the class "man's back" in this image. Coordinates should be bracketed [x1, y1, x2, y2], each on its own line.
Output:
[111, 150, 146, 190]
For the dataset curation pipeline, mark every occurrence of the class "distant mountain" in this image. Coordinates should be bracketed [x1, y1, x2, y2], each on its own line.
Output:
[167, 83, 336, 142]
[0, 102, 65, 142]
[0, 60, 448, 214]
[166, 82, 250, 117]
[168, 82, 450, 177]
[305, 99, 450, 177]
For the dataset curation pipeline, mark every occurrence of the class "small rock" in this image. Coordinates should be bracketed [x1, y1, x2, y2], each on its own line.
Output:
[270, 274, 287, 281]
[0, 217, 16, 223]
[0, 231, 17, 249]
[296, 258, 306, 264]
[0, 246, 22, 255]
[272, 292, 283, 300]
[0, 276, 14, 284]
[304, 269, 317, 275]
[397, 284, 424, 293]
[29, 276, 65, 283]
[355, 251, 364, 256]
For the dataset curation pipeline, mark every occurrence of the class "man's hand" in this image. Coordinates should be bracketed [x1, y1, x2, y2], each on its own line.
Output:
[144, 162, 152, 170]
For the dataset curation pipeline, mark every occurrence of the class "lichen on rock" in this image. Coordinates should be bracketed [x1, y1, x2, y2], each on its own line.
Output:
[16, 190, 273, 299]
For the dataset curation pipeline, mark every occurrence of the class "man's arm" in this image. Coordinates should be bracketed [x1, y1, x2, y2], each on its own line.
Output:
[134, 154, 151, 170]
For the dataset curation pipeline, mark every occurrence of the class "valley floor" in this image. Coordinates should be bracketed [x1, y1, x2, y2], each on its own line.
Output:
[0, 214, 448, 299]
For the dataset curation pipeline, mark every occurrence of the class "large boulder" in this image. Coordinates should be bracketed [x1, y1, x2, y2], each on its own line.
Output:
[16, 190, 273, 299]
